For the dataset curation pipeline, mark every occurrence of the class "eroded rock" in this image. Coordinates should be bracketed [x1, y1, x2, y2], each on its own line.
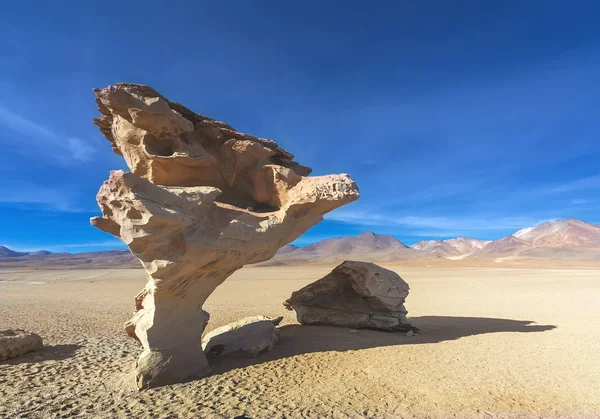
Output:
[284, 261, 419, 332]
[0, 329, 43, 361]
[90, 83, 359, 389]
[202, 316, 282, 358]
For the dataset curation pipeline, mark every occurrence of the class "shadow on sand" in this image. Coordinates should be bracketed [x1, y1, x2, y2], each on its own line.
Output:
[208, 316, 556, 374]
[2, 344, 82, 365]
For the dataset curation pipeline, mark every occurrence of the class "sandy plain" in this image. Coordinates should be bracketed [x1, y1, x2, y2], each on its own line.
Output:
[1, 265, 599, 418]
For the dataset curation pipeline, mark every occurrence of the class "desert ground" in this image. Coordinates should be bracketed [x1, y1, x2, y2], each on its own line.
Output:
[1, 265, 599, 418]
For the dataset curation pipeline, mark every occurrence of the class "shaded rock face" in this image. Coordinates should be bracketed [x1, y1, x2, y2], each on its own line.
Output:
[0, 330, 43, 361]
[284, 261, 418, 332]
[90, 83, 359, 389]
[202, 316, 282, 358]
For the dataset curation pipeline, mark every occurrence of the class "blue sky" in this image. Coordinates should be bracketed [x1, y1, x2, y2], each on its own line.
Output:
[1, 1, 600, 252]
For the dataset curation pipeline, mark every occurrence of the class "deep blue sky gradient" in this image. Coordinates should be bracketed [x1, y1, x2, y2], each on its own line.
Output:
[1, 1, 600, 252]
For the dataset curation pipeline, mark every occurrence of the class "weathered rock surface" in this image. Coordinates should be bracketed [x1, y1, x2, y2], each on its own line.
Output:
[90, 83, 359, 389]
[284, 261, 418, 332]
[0, 329, 43, 361]
[202, 316, 282, 358]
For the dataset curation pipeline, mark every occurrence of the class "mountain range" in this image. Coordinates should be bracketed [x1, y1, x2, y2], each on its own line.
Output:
[2, 218, 600, 269]
[267, 218, 600, 265]
[412, 237, 491, 259]
[267, 231, 442, 265]
[0, 247, 138, 269]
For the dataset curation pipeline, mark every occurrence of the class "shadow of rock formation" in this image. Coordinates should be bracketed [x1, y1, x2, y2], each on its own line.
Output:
[208, 316, 556, 374]
[1, 344, 82, 365]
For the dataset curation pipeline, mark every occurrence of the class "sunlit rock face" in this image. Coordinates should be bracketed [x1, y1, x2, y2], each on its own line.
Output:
[284, 261, 419, 333]
[90, 83, 359, 389]
[0, 329, 43, 361]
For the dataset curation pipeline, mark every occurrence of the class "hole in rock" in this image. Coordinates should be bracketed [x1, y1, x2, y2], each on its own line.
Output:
[213, 192, 279, 214]
[127, 208, 143, 219]
[144, 134, 175, 157]
[206, 344, 225, 358]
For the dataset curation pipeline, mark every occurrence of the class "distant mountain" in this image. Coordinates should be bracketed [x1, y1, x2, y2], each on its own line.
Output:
[267, 232, 440, 265]
[444, 237, 491, 254]
[3, 218, 600, 268]
[472, 235, 531, 258]
[408, 219, 600, 262]
[471, 219, 600, 261]
[412, 240, 461, 257]
[0, 247, 138, 269]
[28, 250, 53, 256]
[301, 231, 408, 253]
[0, 246, 54, 258]
[514, 218, 600, 247]
[411, 237, 490, 259]
[276, 244, 299, 255]
[0, 246, 29, 258]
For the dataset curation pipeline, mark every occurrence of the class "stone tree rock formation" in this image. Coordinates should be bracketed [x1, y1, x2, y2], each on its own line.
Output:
[284, 261, 419, 332]
[90, 83, 359, 389]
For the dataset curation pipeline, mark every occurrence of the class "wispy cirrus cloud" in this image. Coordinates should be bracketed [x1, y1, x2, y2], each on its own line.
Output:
[0, 180, 84, 212]
[541, 175, 600, 194]
[3, 240, 125, 253]
[325, 210, 548, 233]
[0, 103, 95, 163]
[325, 173, 600, 238]
[57, 240, 124, 249]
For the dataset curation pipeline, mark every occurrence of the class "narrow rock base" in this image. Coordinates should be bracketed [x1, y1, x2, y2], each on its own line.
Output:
[135, 345, 210, 390]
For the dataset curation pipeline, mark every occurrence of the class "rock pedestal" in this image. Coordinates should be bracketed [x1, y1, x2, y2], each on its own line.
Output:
[90, 84, 359, 389]
[284, 261, 418, 332]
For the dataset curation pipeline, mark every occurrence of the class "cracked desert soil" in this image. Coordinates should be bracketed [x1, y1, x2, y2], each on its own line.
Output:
[1, 266, 599, 418]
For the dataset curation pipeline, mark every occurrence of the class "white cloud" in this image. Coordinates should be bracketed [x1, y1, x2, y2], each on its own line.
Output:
[0, 180, 84, 212]
[3, 240, 125, 253]
[325, 209, 549, 234]
[571, 199, 590, 205]
[543, 175, 600, 194]
[0, 104, 55, 138]
[0, 103, 95, 163]
[67, 137, 96, 162]
[57, 240, 124, 249]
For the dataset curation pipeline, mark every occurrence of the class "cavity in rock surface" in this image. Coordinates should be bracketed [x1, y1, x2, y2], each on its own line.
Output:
[90, 83, 359, 389]
[284, 261, 419, 332]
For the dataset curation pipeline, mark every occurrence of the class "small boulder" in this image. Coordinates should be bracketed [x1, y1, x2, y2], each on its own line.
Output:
[0, 329, 43, 361]
[202, 316, 282, 358]
[284, 261, 419, 333]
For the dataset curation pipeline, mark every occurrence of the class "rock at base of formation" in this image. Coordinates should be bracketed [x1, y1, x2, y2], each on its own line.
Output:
[202, 316, 282, 358]
[90, 83, 359, 389]
[284, 261, 419, 332]
[0, 329, 43, 361]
